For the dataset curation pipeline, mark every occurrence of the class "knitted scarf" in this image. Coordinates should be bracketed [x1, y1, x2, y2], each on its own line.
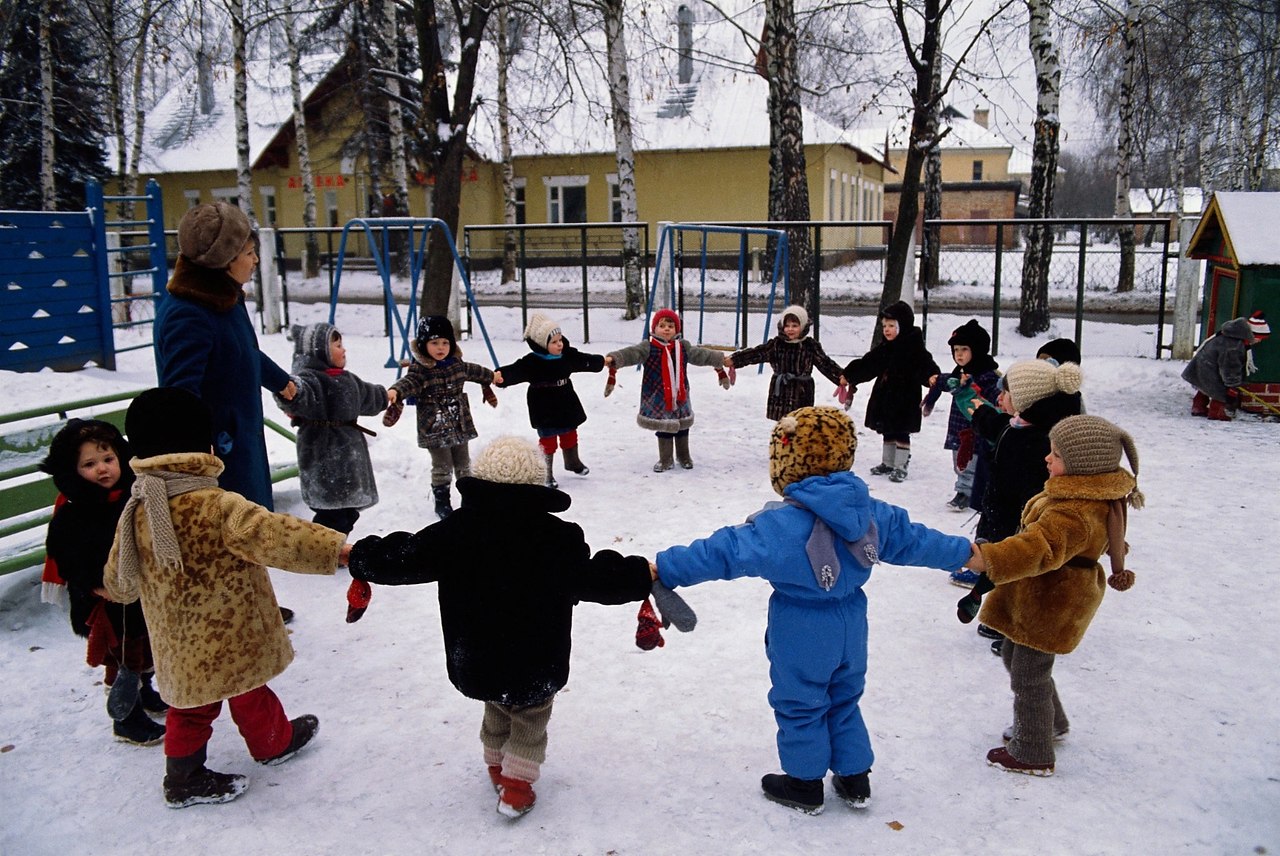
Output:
[651, 336, 686, 410]
[112, 471, 219, 601]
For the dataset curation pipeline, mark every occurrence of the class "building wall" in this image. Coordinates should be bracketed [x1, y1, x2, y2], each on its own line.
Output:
[883, 181, 1023, 247]
[887, 146, 1012, 183]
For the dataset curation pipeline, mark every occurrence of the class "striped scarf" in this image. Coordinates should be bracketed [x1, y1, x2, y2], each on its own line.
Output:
[651, 336, 686, 410]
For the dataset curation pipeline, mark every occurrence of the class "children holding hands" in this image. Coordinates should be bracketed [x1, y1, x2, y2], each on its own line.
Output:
[724, 304, 846, 420]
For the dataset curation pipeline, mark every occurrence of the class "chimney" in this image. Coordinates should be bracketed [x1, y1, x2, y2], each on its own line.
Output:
[973, 107, 989, 128]
[197, 51, 215, 115]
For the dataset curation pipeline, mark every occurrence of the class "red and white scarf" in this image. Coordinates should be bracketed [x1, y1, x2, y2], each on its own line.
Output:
[651, 336, 686, 409]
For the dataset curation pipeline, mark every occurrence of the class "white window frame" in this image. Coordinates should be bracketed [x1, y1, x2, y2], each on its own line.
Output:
[606, 173, 623, 222]
[183, 189, 201, 209]
[259, 186, 278, 225]
[543, 174, 590, 224]
[323, 189, 339, 227]
[211, 187, 238, 206]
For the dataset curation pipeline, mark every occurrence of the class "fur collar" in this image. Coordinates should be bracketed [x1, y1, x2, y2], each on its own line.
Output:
[130, 452, 225, 479]
[1041, 469, 1137, 502]
[166, 255, 243, 313]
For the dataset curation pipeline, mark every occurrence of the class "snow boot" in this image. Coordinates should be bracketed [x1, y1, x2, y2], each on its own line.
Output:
[868, 441, 895, 476]
[1191, 390, 1210, 416]
[562, 444, 588, 476]
[946, 491, 969, 511]
[164, 747, 248, 809]
[112, 701, 165, 746]
[1207, 399, 1231, 421]
[487, 765, 503, 793]
[432, 484, 453, 519]
[543, 452, 559, 489]
[653, 437, 674, 472]
[258, 714, 319, 766]
[888, 446, 911, 482]
[761, 773, 824, 815]
[832, 770, 872, 809]
[106, 665, 141, 722]
[674, 434, 694, 469]
[139, 671, 168, 715]
[496, 774, 536, 818]
[986, 746, 1054, 777]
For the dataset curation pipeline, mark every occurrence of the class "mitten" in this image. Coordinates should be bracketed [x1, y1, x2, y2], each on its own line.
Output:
[106, 665, 141, 722]
[482, 384, 498, 408]
[382, 399, 404, 427]
[726, 364, 736, 386]
[955, 573, 994, 624]
[834, 384, 853, 410]
[651, 580, 697, 632]
[949, 383, 988, 420]
[604, 365, 617, 397]
[346, 578, 372, 623]
[716, 367, 731, 390]
[955, 428, 975, 472]
[634, 598, 665, 650]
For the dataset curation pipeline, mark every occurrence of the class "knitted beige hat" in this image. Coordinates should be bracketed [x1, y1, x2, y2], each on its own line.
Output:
[473, 436, 545, 486]
[1004, 359, 1083, 413]
[177, 202, 253, 269]
[523, 313, 562, 349]
[1049, 415, 1139, 477]
[769, 406, 857, 496]
[778, 304, 809, 335]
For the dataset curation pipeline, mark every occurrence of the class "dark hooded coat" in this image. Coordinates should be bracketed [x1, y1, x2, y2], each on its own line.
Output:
[1181, 317, 1254, 402]
[841, 302, 940, 437]
[496, 337, 604, 431]
[729, 332, 845, 420]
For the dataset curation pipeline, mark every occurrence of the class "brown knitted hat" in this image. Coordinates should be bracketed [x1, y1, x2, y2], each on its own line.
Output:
[177, 202, 252, 269]
[769, 406, 857, 496]
[1004, 359, 1083, 413]
[1049, 415, 1139, 477]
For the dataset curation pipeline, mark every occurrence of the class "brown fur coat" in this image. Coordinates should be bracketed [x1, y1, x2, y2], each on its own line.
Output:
[977, 469, 1137, 655]
[104, 453, 345, 708]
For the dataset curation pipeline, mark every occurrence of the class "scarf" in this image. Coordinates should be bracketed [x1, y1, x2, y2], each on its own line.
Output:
[112, 470, 219, 602]
[651, 336, 686, 410]
[324, 367, 346, 377]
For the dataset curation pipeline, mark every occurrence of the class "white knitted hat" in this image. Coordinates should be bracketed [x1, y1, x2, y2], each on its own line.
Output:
[777, 304, 809, 335]
[473, 436, 545, 485]
[524, 313, 562, 349]
[1004, 359, 1083, 414]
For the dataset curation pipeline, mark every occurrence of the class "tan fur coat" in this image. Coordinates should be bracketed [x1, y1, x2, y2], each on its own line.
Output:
[977, 469, 1137, 655]
[104, 453, 345, 708]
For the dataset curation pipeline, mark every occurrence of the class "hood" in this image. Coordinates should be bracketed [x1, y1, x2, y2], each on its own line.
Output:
[782, 470, 875, 543]
[290, 322, 337, 371]
[1219, 317, 1252, 341]
[1021, 390, 1083, 429]
[880, 300, 915, 330]
[39, 418, 135, 504]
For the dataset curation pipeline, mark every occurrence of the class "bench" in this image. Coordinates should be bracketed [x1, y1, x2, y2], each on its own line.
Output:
[0, 392, 299, 577]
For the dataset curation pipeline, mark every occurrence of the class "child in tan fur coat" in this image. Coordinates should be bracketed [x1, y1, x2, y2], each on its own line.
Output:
[965, 415, 1142, 777]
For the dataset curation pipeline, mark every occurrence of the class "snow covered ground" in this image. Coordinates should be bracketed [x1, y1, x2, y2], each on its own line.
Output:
[1, 301, 1277, 856]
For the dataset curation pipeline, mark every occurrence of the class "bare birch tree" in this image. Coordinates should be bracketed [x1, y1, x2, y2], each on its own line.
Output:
[1111, 0, 1138, 293]
[229, 0, 257, 225]
[39, 0, 57, 208]
[283, 0, 321, 277]
[1018, 0, 1061, 334]
[601, 0, 643, 319]
[495, 2, 518, 285]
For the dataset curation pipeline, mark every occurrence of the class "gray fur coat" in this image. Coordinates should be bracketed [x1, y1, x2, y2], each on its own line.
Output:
[1181, 317, 1252, 401]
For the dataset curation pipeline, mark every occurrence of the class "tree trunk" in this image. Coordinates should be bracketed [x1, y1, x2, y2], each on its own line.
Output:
[920, 59, 943, 292]
[380, 0, 411, 276]
[1113, 0, 1137, 293]
[284, 1, 320, 277]
[126, 0, 155, 200]
[496, 4, 518, 285]
[231, 0, 256, 226]
[603, 0, 643, 319]
[1018, 0, 1060, 336]
[38, 0, 56, 209]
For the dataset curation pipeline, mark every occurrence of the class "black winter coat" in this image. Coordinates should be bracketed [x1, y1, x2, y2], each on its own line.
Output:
[842, 328, 940, 437]
[496, 341, 604, 431]
[970, 390, 1082, 541]
[349, 478, 652, 706]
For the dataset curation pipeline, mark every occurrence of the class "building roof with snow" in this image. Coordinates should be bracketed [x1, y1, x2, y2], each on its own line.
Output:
[1188, 191, 1280, 266]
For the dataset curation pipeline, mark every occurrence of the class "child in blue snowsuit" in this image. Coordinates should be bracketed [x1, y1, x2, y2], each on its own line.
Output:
[654, 406, 977, 815]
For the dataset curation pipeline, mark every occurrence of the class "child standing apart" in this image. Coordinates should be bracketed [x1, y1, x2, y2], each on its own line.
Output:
[40, 419, 167, 746]
[839, 301, 940, 482]
[348, 436, 654, 818]
[104, 388, 351, 808]
[496, 313, 604, 488]
[655, 407, 979, 814]
[1181, 312, 1270, 420]
[725, 304, 846, 420]
[965, 415, 1142, 776]
[275, 322, 391, 535]
[604, 308, 729, 472]
[387, 315, 499, 519]
[922, 319, 1001, 510]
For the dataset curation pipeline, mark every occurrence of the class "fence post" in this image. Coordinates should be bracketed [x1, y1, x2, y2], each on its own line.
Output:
[1172, 217, 1201, 360]
[258, 228, 283, 334]
[900, 224, 919, 309]
[145, 179, 167, 301]
[106, 232, 127, 324]
[580, 225, 590, 343]
[992, 223, 1003, 356]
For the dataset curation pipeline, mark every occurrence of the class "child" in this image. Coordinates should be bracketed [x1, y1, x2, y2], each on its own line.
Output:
[922, 319, 1000, 511]
[40, 419, 167, 746]
[103, 387, 351, 808]
[347, 436, 657, 818]
[495, 313, 604, 488]
[274, 322, 391, 535]
[1181, 312, 1270, 420]
[725, 304, 847, 420]
[654, 406, 978, 814]
[387, 315, 499, 519]
[839, 301, 940, 482]
[604, 308, 730, 472]
[965, 415, 1143, 777]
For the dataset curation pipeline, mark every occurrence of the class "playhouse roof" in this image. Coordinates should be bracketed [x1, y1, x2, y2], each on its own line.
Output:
[1187, 191, 1280, 266]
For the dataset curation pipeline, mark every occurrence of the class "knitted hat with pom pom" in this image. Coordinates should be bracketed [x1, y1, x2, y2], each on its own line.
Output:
[769, 406, 857, 496]
[1004, 359, 1083, 414]
[472, 436, 545, 486]
[524, 313, 562, 350]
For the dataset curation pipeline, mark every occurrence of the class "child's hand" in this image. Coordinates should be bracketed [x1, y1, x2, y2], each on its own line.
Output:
[603, 355, 615, 368]
[928, 373, 939, 388]
[387, 388, 398, 406]
[279, 380, 298, 401]
[722, 354, 733, 367]
[492, 370, 504, 386]
[339, 543, 353, 567]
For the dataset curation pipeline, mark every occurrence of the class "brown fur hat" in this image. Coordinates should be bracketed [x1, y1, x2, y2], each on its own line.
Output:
[177, 202, 252, 269]
[769, 406, 857, 496]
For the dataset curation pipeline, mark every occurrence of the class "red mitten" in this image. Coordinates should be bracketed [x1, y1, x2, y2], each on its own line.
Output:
[382, 400, 404, 427]
[715, 367, 731, 390]
[834, 384, 853, 410]
[956, 428, 975, 472]
[346, 579, 372, 623]
[634, 598, 665, 650]
[482, 384, 498, 408]
[604, 365, 618, 397]
[726, 363, 736, 386]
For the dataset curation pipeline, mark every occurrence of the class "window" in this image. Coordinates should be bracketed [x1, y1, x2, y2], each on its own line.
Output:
[324, 190, 339, 227]
[211, 187, 238, 207]
[972, 160, 984, 181]
[259, 187, 277, 225]
[514, 183, 526, 225]
[841, 174, 849, 220]
[544, 175, 589, 224]
[828, 170, 837, 220]
[606, 174, 623, 222]
[183, 190, 201, 209]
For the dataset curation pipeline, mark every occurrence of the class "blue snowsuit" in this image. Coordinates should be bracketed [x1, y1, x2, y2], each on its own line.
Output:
[656, 470, 971, 780]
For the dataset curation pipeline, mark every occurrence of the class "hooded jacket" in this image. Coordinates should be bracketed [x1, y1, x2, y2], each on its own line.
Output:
[841, 303, 940, 437]
[390, 338, 495, 449]
[1181, 317, 1254, 401]
[496, 336, 604, 431]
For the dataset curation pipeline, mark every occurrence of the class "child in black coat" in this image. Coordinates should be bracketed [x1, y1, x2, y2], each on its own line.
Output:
[496, 313, 605, 488]
[348, 436, 661, 819]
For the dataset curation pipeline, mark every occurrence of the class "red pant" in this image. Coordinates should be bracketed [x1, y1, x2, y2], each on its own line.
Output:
[538, 429, 578, 455]
[164, 684, 292, 761]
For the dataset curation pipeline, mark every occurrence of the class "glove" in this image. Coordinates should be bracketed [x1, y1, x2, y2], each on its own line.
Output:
[716, 367, 731, 390]
[382, 399, 404, 427]
[604, 365, 617, 397]
[949, 382, 988, 420]
[726, 364, 737, 386]
[635, 598, 664, 650]
[651, 580, 697, 632]
[346, 579, 372, 623]
[955, 573, 994, 624]
[955, 428, 975, 472]
[834, 384, 853, 410]
[482, 384, 498, 408]
[921, 399, 934, 418]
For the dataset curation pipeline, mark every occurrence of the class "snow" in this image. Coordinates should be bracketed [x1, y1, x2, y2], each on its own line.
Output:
[1204, 192, 1280, 267]
[2, 300, 1279, 855]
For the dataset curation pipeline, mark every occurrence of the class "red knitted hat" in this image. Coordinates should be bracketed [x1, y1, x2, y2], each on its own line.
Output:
[652, 308, 681, 335]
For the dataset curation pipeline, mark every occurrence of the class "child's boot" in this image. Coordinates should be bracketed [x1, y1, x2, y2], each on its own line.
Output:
[832, 770, 872, 809]
[432, 483, 453, 519]
[113, 701, 165, 746]
[869, 441, 895, 476]
[561, 444, 588, 476]
[674, 434, 694, 469]
[1191, 390, 1210, 416]
[163, 746, 249, 808]
[257, 714, 319, 766]
[496, 774, 537, 818]
[139, 671, 168, 715]
[889, 445, 911, 482]
[1207, 399, 1231, 421]
[543, 452, 559, 488]
[760, 773, 824, 815]
[653, 437, 674, 472]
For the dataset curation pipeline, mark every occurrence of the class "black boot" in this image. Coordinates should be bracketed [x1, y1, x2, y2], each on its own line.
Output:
[113, 701, 165, 746]
[543, 452, 559, 489]
[164, 746, 248, 809]
[139, 671, 169, 715]
[258, 714, 319, 766]
[562, 444, 588, 476]
[760, 773, 824, 815]
[832, 770, 872, 809]
[433, 484, 453, 519]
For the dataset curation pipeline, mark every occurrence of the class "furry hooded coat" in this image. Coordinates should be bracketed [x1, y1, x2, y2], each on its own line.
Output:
[1180, 317, 1254, 402]
[841, 302, 940, 437]
[728, 313, 845, 420]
